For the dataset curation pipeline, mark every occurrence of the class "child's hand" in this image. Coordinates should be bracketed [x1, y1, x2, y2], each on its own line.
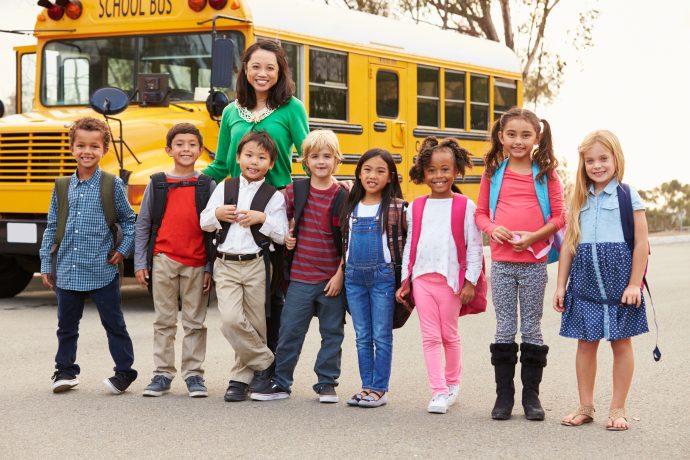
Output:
[324, 269, 343, 297]
[396, 284, 410, 306]
[202, 272, 213, 294]
[236, 210, 266, 227]
[491, 226, 514, 244]
[621, 284, 642, 307]
[135, 269, 149, 287]
[509, 231, 534, 252]
[108, 251, 124, 265]
[41, 274, 54, 290]
[457, 280, 476, 304]
[215, 205, 237, 223]
[285, 229, 297, 250]
[553, 286, 566, 312]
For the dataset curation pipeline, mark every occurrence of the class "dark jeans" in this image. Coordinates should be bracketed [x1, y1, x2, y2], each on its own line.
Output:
[273, 280, 346, 391]
[267, 292, 283, 353]
[55, 275, 136, 377]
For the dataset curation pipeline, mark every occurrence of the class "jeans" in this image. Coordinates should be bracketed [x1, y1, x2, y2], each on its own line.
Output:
[345, 263, 395, 392]
[55, 275, 136, 377]
[273, 281, 346, 391]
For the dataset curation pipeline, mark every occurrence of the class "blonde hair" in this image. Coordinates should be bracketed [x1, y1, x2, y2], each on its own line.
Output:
[565, 130, 626, 252]
[300, 129, 342, 174]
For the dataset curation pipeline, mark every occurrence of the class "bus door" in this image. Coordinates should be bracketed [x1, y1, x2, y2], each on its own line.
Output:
[15, 45, 36, 114]
[368, 59, 408, 194]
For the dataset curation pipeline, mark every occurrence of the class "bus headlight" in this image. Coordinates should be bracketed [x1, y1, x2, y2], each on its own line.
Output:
[127, 184, 146, 207]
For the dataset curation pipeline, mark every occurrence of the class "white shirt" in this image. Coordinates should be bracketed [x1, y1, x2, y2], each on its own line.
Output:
[200, 176, 287, 254]
[346, 202, 391, 263]
[401, 197, 483, 293]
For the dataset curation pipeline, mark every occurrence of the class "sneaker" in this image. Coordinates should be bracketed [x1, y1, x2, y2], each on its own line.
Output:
[103, 370, 137, 395]
[143, 375, 172, 397]
[185, 375, 208, 398]
[51, 370, 79, 393]
[250, 382, 290, 401]
[251, 363, 275, 393]
[428, 393, 449, 414]
[317, 384, 338, 403]
[224, 380, 249, 402]
[447, 384, 460, 406]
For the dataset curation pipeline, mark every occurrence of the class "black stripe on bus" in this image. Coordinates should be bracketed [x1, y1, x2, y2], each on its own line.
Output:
[413, 128, 489, 142]
[471, 158, 485, 166]
[373, 122, 387, 132]
[309, 121, 364, 135]
[455, 176, 482, 184]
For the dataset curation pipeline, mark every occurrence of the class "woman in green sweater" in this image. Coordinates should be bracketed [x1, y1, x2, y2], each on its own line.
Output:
[203, 40, 309, 188]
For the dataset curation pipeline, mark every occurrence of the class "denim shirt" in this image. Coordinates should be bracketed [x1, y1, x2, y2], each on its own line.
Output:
[579, 178, 645, 245]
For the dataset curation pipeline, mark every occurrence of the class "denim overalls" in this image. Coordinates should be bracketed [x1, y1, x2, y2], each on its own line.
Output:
[344, 203, 395, 393]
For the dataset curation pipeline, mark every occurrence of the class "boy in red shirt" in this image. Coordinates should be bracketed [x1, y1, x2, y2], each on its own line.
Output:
[134, 123, 214, 397]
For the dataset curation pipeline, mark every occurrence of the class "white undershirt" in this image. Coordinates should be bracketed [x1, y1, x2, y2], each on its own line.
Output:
[346, 202, 391, 263]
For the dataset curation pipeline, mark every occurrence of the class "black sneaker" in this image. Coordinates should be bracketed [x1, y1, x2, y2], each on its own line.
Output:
[103, 370, 137, 395]
[251, 363, 274, 393]
[224, 380, 249, 402]
[251, 383, 290, 401]
[51, 370, 79, 393]
[317, 384, 338, 403]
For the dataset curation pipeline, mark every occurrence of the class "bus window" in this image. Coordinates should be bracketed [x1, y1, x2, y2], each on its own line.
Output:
[281, 41, 303, 101]
[20, 53, 36, 113]
[63, 58, 90, 105]
[376, 70, 399, 118]
[470, 74, 489, 131]
[494, 78, 517, 120]
[417, 66, 439, 127]
[445, 70, 465, 129]
[309, 48, 348, 120]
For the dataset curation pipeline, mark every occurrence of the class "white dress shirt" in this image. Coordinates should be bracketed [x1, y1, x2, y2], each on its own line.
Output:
[200, 176, 287, 254]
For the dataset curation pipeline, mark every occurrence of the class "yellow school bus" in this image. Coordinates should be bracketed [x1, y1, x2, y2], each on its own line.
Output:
[0, 0, 521, 296]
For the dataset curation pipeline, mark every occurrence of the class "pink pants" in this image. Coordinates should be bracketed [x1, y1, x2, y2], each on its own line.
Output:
[413, 273, 462, 396]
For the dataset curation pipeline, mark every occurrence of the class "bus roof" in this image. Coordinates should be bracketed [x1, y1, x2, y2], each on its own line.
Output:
[249, 0, 522, 74]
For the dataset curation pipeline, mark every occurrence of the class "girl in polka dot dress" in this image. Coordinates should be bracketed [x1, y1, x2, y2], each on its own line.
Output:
[553, 130, 649, 431]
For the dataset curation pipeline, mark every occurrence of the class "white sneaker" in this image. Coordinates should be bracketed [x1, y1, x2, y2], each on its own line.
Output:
[427, 393, 449, 414]
[447, 384, 459, 406]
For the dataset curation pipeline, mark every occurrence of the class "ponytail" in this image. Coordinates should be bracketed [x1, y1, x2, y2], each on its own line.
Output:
[533, 118, 558, 183]
[483, 119, 504, 179]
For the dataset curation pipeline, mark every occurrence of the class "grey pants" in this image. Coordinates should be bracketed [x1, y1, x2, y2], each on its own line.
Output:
[491, 261, 548, 345]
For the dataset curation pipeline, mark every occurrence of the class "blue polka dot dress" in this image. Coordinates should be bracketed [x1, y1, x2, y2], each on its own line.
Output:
[560, 179, 649, 341]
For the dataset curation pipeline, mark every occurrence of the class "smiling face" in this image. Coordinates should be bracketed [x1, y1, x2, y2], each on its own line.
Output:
[583, 141, 617, 192]
[358, 155, 391, 198]
[305, 148, 339, 181]
[166, 133, 202, 170]
[498, 117, 539, 162]
[237, 140, 274, 182]
[71, 129, 105, 175]
[423, 148, 458, 198]
[245, 48, 279, 97]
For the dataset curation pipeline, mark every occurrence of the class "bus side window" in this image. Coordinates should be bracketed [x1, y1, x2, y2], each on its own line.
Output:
[494, 78, 517, 120]
[470, 74, 489, 131]
[417, 66, 439, 127]
[20, 53, 36, 113]
[309, 47, 348, 120]
[445, 70, 465, 129]
[281, 41, 303, 101]
[376, 70, 399, 119]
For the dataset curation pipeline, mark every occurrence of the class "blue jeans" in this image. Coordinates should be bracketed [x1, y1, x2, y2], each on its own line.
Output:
[345, 263, 395, 392]
[55, 275, 136, 377]
[273, 280, 346, 392]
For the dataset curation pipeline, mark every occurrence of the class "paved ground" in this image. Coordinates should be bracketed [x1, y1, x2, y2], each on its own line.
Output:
[1, 242, 688, 459]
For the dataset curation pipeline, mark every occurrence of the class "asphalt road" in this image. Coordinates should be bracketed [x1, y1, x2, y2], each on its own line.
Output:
[1, 242, 688, 459]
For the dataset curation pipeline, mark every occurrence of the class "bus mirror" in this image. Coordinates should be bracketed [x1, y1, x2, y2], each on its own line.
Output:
[90, 87, 129, 116]
[211, 38, 235, 88]
[0, 99, 4, 118]
[206, 90, 229, 119]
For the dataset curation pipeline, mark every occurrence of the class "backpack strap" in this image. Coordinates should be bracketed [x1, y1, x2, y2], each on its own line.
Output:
[194, 174, 215, 267]
[330, 186, 348, 257]
[291, 179, 311, 242]
[147, 172, 169, 270]
[488, 159, 508, 221]
[215, 177, 241, 248]
[405, 195, 429, 287]
[54, 176, 71, 247]
[249, 182, 279, 318]
[100, 171, 124, 282]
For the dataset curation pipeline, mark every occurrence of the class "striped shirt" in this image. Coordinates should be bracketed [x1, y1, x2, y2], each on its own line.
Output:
[284, 182, 341, 283]
[39, 168, 136, 291]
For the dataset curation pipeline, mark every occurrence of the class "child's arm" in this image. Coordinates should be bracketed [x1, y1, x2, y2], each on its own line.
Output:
[460, 201, 483, 303]
[324, 258, 344, 297]
[621, 209, 649, 307]
[395, 203, 413, 305]
[134, 183, 153, 287]
[240, 191, 288, 245]
[112, 177, 136, 263]
[553, 243, 574, 312]
[475, 173, 513, 243]
[511, 171, 565, 251]
[200, 184, 229, 231]
[39, 189, 58, 289]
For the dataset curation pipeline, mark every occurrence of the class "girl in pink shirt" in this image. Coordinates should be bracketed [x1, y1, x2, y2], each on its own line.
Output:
[475, 107, 565, 422]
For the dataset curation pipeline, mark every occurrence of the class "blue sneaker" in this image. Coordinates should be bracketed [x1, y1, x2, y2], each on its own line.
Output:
[142, 375, 172, 397]
[185, 375, 208, 398]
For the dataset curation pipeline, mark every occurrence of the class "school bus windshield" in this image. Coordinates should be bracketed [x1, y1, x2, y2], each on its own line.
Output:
[41, 31, 244, 106]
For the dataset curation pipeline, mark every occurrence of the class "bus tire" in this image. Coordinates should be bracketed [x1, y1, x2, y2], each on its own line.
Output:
[0, 256, 34, 298]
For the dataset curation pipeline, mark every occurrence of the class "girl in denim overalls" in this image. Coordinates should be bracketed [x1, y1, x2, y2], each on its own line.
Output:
[342, 149, 404, 408]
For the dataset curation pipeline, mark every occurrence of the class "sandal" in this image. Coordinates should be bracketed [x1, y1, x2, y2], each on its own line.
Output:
[358, 390, 387, 408]
[561, 406, 595, 426]
[346, 389, 370, 407]
[607, 407, 629, 431]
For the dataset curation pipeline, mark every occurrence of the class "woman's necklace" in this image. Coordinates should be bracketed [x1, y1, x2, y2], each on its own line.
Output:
[236, 100, 275, 124]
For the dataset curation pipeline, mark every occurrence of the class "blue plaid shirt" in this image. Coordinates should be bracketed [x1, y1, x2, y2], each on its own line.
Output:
[39, 168, 135, 291]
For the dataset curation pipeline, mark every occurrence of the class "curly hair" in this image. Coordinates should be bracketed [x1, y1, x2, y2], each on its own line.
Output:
[409, 137, 472, 185]
[69, 116, 111, 151]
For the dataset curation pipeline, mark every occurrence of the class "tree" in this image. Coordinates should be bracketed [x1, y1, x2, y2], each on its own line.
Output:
[639, 180, 690, 232]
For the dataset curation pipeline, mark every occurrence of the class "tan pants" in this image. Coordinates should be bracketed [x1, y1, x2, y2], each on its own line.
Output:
[151, 253, 208, 380]
[214, 255, 274, 384]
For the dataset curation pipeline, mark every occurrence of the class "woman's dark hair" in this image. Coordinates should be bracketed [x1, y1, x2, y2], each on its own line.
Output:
[341, 148, 403, 235]
[236, 40, 295, 110]
[235, 130, 278, 163]
[409, 137, 472, 187]
[484, 107, 557, 182]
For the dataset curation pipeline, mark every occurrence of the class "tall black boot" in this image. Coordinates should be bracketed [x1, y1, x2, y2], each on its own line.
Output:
[490, 342, 519, 420]
[520, 342, 549, 421]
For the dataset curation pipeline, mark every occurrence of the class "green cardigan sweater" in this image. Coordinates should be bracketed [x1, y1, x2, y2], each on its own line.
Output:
[203, 96, 309, 188]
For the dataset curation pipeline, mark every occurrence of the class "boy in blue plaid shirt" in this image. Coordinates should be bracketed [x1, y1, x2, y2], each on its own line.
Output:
[39, 117, 138, 394]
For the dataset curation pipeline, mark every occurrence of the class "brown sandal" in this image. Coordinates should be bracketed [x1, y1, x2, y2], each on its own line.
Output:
[607, 408, 629, 431]
[561, 405, 595, 426]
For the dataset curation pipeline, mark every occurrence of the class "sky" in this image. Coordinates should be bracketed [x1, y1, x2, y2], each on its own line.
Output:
[1, 0, 689, 190]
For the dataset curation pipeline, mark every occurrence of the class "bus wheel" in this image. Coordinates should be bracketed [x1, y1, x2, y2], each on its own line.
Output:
[0, 256, 34, 298]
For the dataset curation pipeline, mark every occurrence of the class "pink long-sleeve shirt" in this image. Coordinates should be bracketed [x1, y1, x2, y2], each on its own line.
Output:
[475, 168, 566, 263]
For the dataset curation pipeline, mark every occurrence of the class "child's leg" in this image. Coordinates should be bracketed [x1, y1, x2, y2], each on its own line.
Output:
[179, 264, 208, 380]
[345, 272, 374, 390]
[609, 338, 633, 429]
[55, 287, 87, 376]
[576, 339, 599, 407]
[516, 262, 548, 345]
[490, 262, 519, 344]
[151, 253, 181, 379]
[368, 267, 395, 393]
[313, 286, 346, 390]
[436, 280, 462, 387]
[90, 275, 136, 375]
